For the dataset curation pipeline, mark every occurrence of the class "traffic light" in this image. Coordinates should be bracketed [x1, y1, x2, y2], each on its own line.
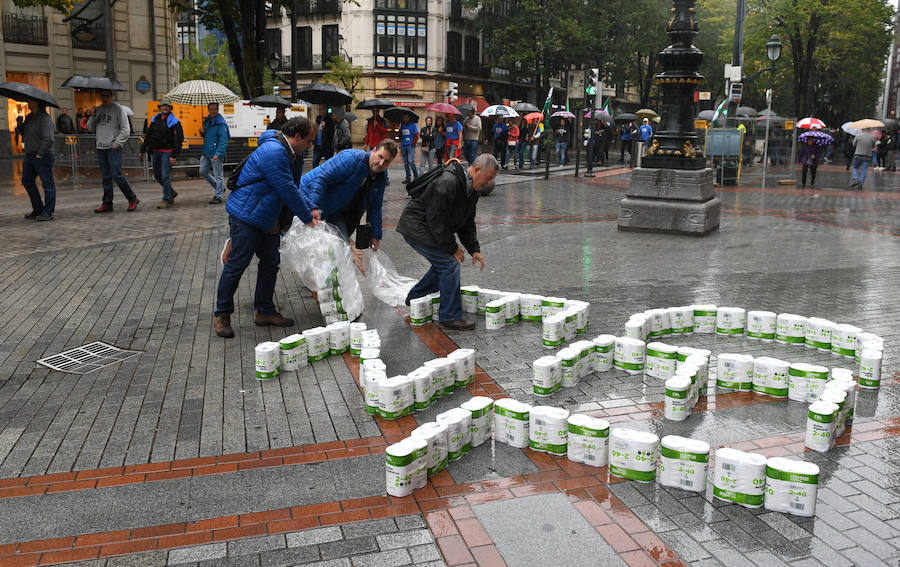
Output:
[586, 68, 599, 96]
[447, 81, 459, 102]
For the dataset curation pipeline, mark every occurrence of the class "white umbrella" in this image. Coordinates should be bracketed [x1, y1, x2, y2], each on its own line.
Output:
[121, 105, 134, 116]
[480, 105, 519, 118]
[163, 80, 240, 106]
[841, 121, 861, 136]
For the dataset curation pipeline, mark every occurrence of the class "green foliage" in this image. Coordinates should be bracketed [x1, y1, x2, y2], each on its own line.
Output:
[12, 0, 73, 12]
[694, 0, 738, 103]
[178, 34, 240, 92]
[321, 56, 363, 103]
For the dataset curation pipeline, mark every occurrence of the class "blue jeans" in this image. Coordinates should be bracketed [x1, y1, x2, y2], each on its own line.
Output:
[515, 142, 526, 167]
[556, 141, 568, 164]
[215, 215, 281, 316]
[402, 145, 418, 180]
[23, 153, 56, 214]
[463, 139, 478, 164]
[529, 143, 539, 167]
[98, 148, 136, 206]
[151, 152, 175, 202]
[420, 147, 435, 171]
[852, 157, 869, 185]
[403, 235, 462, 322]
[199, 155, 225, 198]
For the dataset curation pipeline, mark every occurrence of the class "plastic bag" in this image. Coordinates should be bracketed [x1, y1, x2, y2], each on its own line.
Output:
[361, 248, 417, 307]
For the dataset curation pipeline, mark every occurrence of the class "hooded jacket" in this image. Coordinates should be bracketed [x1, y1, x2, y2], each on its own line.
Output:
[140, 112, 184, 158]
[86, 102, 130, 149]
[201, 113, 229, 158]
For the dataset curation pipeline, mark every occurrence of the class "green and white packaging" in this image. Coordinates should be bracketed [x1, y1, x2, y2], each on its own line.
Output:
[279, 334, 307, 372]
[378, 375, 414, 420]
[364, 369, 387, 415]
[764, 457, 819, 517]
[646, 341, 677, 379]
[664, 375, 692, 422]
[805, 401, 839, 452]
[410, 367, 437, 411]
[327, 321, 350, 355]
[409, 296, 432, 326]
[541, 296, 566, 321]
[461, 396, 494, 447]
[543, 314, 565, 348]
[410, 422, 449, 477]
[436, 407, 472, 461]
[532, 355, 562, 396]
[855, 332, 882, 363]
[775, 313, 807, 345]
[561, 310, 577, 341]
[659, 435, 709, 493]
[715, 307, 746, 336]
[485, 299, 506, 330]
[592, 334, 615, 372]
[424, 358, 456, 396]
[477, 288, 498, 314]
[461, 285, 480, 314]
[625, 315, 647, 341]
[504, 293, 522, 324]
[831, 324, 863, 358]
[566, 414, 609, 467]
[385, 437, 427, 497]
[255, 341, 280, 380]
[804, 317, 834, 351]
[802, 364, 829, 402]
[493, 398, 531, 448]
[713, 448, 767, 508]
[608, 428, 659, 482]
[746, 310, 776, 341]
[529, 406, 569, 455]
[519, 294, 545, 321]
[303, 327, 330, 362]
[717, 353, 753, 391]
[614, 336, 645, 375]
[558, 347, 580, 388]
[859, 348, 883, 389]
[692, 304, 717, 334]
[349, 322, 367, 356]
[448, 348, 476, 388]
[669, 306, 694, 336]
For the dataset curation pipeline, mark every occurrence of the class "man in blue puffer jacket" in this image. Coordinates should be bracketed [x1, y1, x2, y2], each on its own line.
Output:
[214, 117, 317, 338]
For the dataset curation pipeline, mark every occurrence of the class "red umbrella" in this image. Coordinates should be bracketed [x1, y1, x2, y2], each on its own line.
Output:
[797, 117, 826, 129]
[425, 102, 462, 115]
[524, 112, 544, 122]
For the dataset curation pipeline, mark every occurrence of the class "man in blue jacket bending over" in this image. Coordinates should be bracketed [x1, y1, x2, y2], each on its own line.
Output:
[214, 117, 317, 339]
[301, 138, 398, 253]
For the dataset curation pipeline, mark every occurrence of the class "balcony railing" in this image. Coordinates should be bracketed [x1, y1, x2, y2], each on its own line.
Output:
[2, 13, 48, 46]
[270, 53, 332, 72]
[70, 20, 105, 50]
[299, 0, 341, 17]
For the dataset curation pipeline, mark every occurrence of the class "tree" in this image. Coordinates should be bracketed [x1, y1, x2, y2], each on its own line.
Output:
[604, 0, 671, 108]
[694, 0, 739, 104]
[321, 56, 363, 103]
[179, 34, 240, 92]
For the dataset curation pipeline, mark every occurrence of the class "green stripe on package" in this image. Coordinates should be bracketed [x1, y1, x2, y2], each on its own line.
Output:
[713, 486, 764, 506]
[659, 445, 709, 462]
[495, 405, 529, 420]
[615, 360, 644, 371]
[646, 348, 676, 359]
[747, 330, 775, 339]
[665, 388, 689, 399]
[608, 464, 656, 482]
[765, 466, 818, 484]
[715, 327, 744, 335]
[567, 423, 610, 437]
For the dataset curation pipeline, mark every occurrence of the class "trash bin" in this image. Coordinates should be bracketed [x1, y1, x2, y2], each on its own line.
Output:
[632, 141, 644, 168]
[722, 161, 738, 186]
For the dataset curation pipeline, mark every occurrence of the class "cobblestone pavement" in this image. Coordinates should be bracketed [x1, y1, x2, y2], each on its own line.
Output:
[0, 157, 898, 566]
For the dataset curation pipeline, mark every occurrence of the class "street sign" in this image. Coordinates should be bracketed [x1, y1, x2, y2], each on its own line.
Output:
[698, 91, 711, 101]
[784, 120, 794, 130]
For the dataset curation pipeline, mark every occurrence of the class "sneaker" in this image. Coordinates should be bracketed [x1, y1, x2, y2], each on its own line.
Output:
[156, 200, 170, 209]
[208, 196, 222, 205]
[439, 319, 476, 331]
[255, 312, 294, 327]
[94, 204, 113, 213]
[36, 211, 53, 221]
[214, 314, 234, 338]
[402, 179, 410, 184]
[24, 211, 40, 219]
[127, 198, 140, 212]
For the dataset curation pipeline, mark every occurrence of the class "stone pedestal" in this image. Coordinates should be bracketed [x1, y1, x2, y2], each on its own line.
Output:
[617, 167, 721, 235]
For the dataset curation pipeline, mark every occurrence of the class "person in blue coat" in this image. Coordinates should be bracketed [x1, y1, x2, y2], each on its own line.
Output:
[214, 117, 317, 339]
[300, 138, 399, 251]
[200, 103, 230, 204]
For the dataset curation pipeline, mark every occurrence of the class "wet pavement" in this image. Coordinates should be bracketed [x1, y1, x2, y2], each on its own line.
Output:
[0, 153, 897, 566]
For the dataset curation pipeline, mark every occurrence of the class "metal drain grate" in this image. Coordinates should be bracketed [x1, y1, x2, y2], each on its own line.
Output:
[37, 341, 141, 374]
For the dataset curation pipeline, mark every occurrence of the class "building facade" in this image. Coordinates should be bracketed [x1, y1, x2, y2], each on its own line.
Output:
[1, 0, 179, 154]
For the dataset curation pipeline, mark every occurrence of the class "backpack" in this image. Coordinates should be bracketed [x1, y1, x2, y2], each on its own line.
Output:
[405, 161, 448, 199]
[226, 134, 294, 191]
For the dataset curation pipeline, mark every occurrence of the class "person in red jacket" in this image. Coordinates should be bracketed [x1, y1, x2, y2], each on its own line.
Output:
[364, 110, 387, 151]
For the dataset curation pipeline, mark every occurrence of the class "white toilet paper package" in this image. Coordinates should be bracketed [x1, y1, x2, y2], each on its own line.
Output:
[692, 304, 717, 334]
[669, 306, 694, 335]
[541, 297, 566, 320]
[478, 288, 499, 314]
[658, 436, 709, 493]
[646, 342, 677, 379]
[379, 376, 414, 419]
[529, 406, 570, 455]
[485, 299, 506, 330]
[625, 316, 647, 341]
[592, 334, 615, 372]
[532, 355, 562, 396]
[684, 353, 710, 399]
[716, 307, 746, 336]
[255, 342, 281, 380]
[410, 422, 449, 477]
[664, 375, 692, 421]
[859, 349, 883, 389]
[519, 294, 545, 322]
[716, 353, 754, 391]
[776, 313, 807, 345]
[385, 437, 427, 497]
[504, 293, 522, 324]
[437, 408, 472, 460]
[645, 309, 668, 338]
[558, 347, 580, 388]
[713, 448, 767, 508]
[614, 337, 646, 374]
[804, 317, 834, 351]
[831, 324, 862, 358]
[279, 334, 307, 371]
[746, 310, 776, 341]
[819, 389, 847, 437]
[608, 428, 659, 482]
[805, 401, 839, 452]
[493, 399, 531, 448]
[461, 397, 494, 448]
[349, 323, 367, 356]
[363, 363, 386, 414]
[562, 310, 577, 341]
[410, 367, 436, 410]
[448, 348, 476, 388]
[424, 358, 456, 396]
[566, 415, 609, 467]
[543, 315, 565, 348]
[327, 321, 351, 355]
[764, 457, 820, 517]
[855, 332, 882, 363]
[409, 297, 432, 327]
[567, 300, 590, 335]
[571, 340, 596, 378]
[461, 285, 480, 314]
[303, 327, 331, 362]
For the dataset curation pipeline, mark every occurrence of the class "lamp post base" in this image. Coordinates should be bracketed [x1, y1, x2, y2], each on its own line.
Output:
[616, 167, 721, 235]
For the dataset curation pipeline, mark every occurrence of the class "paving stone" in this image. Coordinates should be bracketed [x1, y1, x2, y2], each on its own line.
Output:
[258, 546, 321, 567]
[167, 543, 228, 565]
[227, 534, 287, 556]
[286, 527, 344, 548]
[394, 515, 426, 531]
[758, 512, 813, 541]
[319, 537, 379, 560]
[339, 518, 398, 539]
[349, 548, 413, 567]
[375, 529, 434, 550]
[407, 543, 442, 564]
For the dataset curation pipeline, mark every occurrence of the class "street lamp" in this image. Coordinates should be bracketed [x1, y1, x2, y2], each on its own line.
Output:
[766, 35, 783, 64]
[761, 34, 782, 187]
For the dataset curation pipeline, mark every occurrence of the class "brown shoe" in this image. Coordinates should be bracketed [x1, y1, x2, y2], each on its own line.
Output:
[214, 314, 235, 338]
[255, 312, 294, 327]
[439, 319, 476, 331]
[156, 200, 170, 209]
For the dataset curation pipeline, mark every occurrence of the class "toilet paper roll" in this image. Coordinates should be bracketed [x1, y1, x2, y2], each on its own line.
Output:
[255, 341, 281, 380]
[571, 340, 596, 379]
[830, 367, 854, 381]
[805, 318, 834, 351]
[805, 401, 839, 452]
[692, 304, 718, 334]
[519, 294, 545, 322]
[461, 396, 494, 448]
[614, 337, 646, 375]
[646, 342, 678, 380]
[529, 406, 569, 455]
[755, 357, 790, 398]
[567, 300, 590, 335]
[328, 321, 351, 355]
[675, 364, 699, 410]
[608, 428, 660, 482]
[802, 364, 830, 402]
[493, 399, 531, 448]
[645, 309, 668, 338]
[543, 315, 565, 348]
[746, 310, 777, 341]
[824, 378, 856, 428]
[855, 332, 883, 363]
[349, 323, 367, 356]
[566, 415, 609, 467]
[379, 376, 414, 420]
[684, 354, 710, 399]
[625, 315, 647, 341]
[675, 346, 698, 368]
[859, 349, 883, 389]
[448, 348, 476, 388]
[410, 422, 449, 477]
[279, 334, 308, 372]
[503, 293, 522, 324]
[716, 353, 754, 392]
[428, 293, 441, 319]
[385, 437, 428, 497]
[713, 448, 767, 508]
[436, 407, 473, 461]
[764, 457, 819, 517]
[659, 436, 710, 493]
[409, 297, 433, 327]
[410, 367, 436, 411]
[303, 327, 331, 362]
[532, 355, 562, 396]
[424, 358, 457, 397]
[716, 307, 746, 336]
[461, 285, 481, 314]
[665, 375, 692, 421]
[831, 324, 863, 358]
[561, 310, 577, 341]
[558, 347, 580, 388]
[669, 306, 694, 336]
[788, 363, 811, 402]
[819, 389, 847, 437]
[775, 313, 807, 345]
[478, 288, 499, 314]
[364, 369, 386, 415]
[359, 347, 381, 366]
[541, 297, 566, 321]
[592, 334, 616, 372]
[485, 299, 506, 330]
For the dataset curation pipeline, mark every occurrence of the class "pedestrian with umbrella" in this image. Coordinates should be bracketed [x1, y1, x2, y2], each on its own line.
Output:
[433, 116, 447, 162]
[358, 99, 393, 151]
[419, 116, 436, 172]
[88, 90, 140, 213]
[20, 100, 57, 221]
[140, 98, 184, 209]
[56, 108, 76, 135]
[462, 107, 482, 164]
[508, 118, 521, 169]
[554, 118, 570, 165]
[445, 112, 463, 159]
[850, 125, 879, 189]
[332, 109, 352, 153]
[200, 102, 230, 204]
[491, 117, 509, 168]
[797, 135, 822, 187]
[268, 107, 288, 131]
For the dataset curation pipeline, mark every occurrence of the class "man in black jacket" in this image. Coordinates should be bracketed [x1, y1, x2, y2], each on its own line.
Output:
[397, 153, 499, 331]
[140, 98, 184, 209]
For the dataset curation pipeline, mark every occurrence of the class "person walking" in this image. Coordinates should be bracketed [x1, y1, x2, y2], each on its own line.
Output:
[444, 113, 462, 159]
[321, 109, 336, 161]
[554, 118, 569, 165]
[508, 119, 521, 168]
[885, 130, 898, 172]
[491, 118, 508, 169]
[56, 107, 76, 134]
[525, 119, 542, 168]
[639, 118, 653, 143]
[850, 128, 877, 189]
[88, 90, 140, 213]
[214, 117, 318, 338]
[620, 121, 634, 162]
[462, 108, 482, 164]
[419, 116, 436, 172]
[433, 116, 447, 163]
[313, 114, 325, 166]
[399, 113, 419, 183]
[267, 107, 288, 131]
[200, 102, 230, 204]
[798, 137, 822, 188]
[332, 110, 352, 153]
[140, 98, 184, 209]
[363, 109, 387, 151]
[21, 100, 56, 221]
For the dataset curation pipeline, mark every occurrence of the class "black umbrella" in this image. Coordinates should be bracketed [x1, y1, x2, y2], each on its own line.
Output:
[61, 74, 126, 91]
[344, 111, 358, 123]
[0, 82, 59, 108]
[697, 110, 716, 120]
[456, 103, 475, 115]
[296, 83, 352, 106]
[514, 102, 540, 113]
[249, 95, 292, 108]
[356, 98, 395, 110]
[614, 112, 638, 122]
[384, 106, 419, 123]
[882, 118, 899, 131]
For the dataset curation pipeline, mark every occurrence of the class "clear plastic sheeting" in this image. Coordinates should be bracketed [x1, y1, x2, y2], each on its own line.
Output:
[361, 249, 417, 307]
